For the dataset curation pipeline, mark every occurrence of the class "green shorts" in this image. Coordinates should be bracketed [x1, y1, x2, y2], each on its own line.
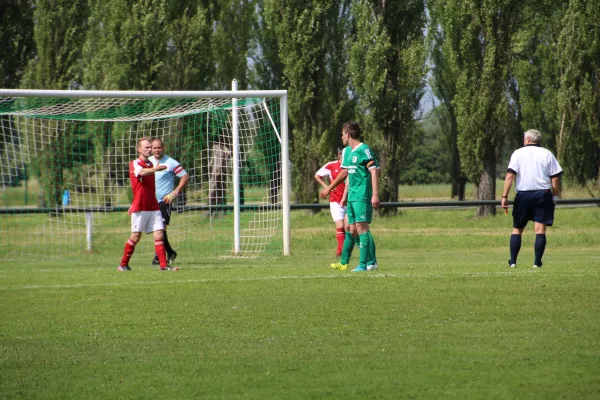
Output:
[346, 201, 372, 224]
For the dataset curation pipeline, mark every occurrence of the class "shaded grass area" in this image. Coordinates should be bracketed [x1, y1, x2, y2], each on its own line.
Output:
[1, 208, 599, 399]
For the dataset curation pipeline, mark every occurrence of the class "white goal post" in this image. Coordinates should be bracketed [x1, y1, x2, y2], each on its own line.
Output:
[0, 82, 290, 260]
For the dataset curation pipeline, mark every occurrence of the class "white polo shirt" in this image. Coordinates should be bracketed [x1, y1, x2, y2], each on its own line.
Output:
[507, 145, 563, 192]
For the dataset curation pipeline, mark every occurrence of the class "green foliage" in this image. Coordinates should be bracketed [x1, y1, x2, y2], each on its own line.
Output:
[400, 113, 451, 185]
[262, 0, 353, 203]
[349, 0, 427, 206]
[0, 0, 35, 88]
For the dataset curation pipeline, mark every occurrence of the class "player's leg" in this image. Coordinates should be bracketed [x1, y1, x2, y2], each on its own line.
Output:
[367, 226, 377, 271]
[532, 190, 553, 268]
[331, 205, 354, 270]
[508, 193, 527, 268]
[533, 223, 547, 268]
[149, 211, 174, 270]
[331, 202, 345, 256]
[153, 202, 175, 264]
[351, 201, 374, 272]
[119, 214, 144, 271]
[354, 221, 370, 271]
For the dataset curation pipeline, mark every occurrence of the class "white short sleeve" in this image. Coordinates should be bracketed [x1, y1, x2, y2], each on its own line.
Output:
[548, 154, 563, 177]
[133, 161, 144, 177]
[507, 153, 519, 174]
[316, 164, 331, 178]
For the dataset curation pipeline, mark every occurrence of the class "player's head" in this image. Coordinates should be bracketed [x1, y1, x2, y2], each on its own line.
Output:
[137, 137, 152, 158]
[343, 121, 362, 141]
[524, 129, 541, 144]
[152, 138, 164, 159]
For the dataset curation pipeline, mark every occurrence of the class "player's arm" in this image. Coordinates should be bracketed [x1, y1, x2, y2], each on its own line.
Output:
[165, 174, 190, 204]
[368, 161, 379, 209]
[341, 179, 348, 205]
[551, 176, 560, 204]
[314, 164, 331, 190]
[314, 174, 329, 190]
[320, 169, 348, 199]
[501, 171, 515, 211]
[138, 163, 167, 176]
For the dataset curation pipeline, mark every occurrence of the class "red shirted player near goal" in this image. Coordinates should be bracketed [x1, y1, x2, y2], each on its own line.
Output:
[315, 148, 348, 257]
[118, 137, 178, 271]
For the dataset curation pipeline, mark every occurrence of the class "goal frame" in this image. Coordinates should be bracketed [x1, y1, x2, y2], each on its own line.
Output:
[0, 82, 291, 256]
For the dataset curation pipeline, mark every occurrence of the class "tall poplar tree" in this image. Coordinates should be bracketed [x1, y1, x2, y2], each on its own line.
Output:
[428, 1, 464, 199]
[555, 0, 600, 185]
[263, 0, 353, 203]
[433, 0, 524, 216]
[0, 0, 35, 88]
[21, 0, 90, 207]
[212, 0, 255, 89]
[349, 0, 427, 213]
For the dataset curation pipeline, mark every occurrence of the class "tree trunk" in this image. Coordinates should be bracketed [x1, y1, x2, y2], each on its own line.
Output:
[378, 127, 399, 216]
[475, 154, 496, 216]
[449, 115, 461, 199]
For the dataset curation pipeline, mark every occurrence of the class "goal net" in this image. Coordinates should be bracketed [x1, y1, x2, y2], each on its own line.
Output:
[0, 87, 290, 263]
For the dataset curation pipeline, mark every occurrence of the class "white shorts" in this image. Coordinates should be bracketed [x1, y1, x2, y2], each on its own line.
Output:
[131, 211, 164, 233]
[329, 202, 346, 222]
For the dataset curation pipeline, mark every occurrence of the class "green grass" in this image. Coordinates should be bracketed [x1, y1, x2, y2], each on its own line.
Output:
[4, 178, 598, 208]
[1, 208, 600, 399]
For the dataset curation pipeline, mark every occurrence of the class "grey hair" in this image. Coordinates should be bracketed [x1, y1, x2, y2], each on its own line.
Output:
[524, 129, 542, 143]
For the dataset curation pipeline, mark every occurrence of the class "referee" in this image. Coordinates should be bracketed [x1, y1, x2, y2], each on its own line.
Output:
[501, 129, 563, 269]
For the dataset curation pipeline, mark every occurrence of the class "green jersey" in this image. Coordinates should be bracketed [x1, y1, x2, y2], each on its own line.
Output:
[342, 143, 379, 202]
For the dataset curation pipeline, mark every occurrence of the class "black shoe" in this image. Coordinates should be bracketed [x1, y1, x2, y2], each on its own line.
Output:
[151, 255, 159, 265]
[167, 251, 177, 266]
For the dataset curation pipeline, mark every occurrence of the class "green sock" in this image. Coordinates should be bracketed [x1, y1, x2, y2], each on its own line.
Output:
[340, 232, 355, 265]
[368, 231, 377, 266]
[358, 232, 370, 268]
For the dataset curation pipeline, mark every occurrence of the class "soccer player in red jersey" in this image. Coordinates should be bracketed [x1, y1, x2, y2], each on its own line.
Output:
[315, 148, 348, 257]
[118, 137, 177, 271]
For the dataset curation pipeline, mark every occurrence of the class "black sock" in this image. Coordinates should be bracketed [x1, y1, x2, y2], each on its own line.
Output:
[534, 234, 546, 266]
[164, 230, 174, 254]
[510, 234, 522, 265]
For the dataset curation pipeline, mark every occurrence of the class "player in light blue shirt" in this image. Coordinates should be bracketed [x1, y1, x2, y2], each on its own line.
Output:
[149, 138, 189, 266]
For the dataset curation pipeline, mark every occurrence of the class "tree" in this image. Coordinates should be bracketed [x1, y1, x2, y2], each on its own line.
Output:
[428, 1, 464, 199]
[21, 0, 90, 207]
[212, 0, 256, 89]
[164, 1, 214, 90]
[349, 0, 427, 214]
[555, 0, 600, 186]
[0, 0, 35, 89]
[512, 0, 600, 191]
[83, 0, 169, 91]
[263, 0, 353, 203]
[433, 0, 525, 216]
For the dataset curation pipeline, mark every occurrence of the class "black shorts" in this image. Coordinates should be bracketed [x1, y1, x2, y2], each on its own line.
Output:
[159, 202, 172, 226]
[512, 189, 555, 229]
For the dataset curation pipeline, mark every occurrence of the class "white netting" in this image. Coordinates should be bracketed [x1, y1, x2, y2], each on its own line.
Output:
[0, 95, 284, 262]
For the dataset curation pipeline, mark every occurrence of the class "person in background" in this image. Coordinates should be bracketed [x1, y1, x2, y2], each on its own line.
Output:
[315, 147, 348, 257]
[501, 129, 563, 269]
[149, 138, 189, 266]
[321, 122, 380, 272]
[118, 137, 177, 271]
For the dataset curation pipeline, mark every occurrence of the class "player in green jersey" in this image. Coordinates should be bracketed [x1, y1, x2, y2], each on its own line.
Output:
[321, 121, 379, 272]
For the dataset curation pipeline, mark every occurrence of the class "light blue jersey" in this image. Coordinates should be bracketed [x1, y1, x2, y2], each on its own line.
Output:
[149, 155, 187, 203]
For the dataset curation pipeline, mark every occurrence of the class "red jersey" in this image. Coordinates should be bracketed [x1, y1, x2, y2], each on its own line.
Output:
[316, 160, 346, 204]
[128, 158, 160, 214]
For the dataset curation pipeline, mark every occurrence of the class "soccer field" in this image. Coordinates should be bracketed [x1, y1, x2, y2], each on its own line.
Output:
[1, 207, 599, 399]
